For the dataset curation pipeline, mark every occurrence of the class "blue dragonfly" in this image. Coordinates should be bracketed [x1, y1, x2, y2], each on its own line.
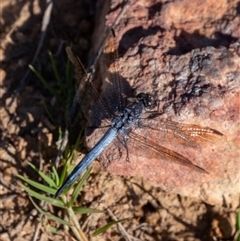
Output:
[54, 29, 222, 198]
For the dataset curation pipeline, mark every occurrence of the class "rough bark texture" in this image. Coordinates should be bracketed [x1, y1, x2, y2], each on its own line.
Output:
[87, 0, 240, 204]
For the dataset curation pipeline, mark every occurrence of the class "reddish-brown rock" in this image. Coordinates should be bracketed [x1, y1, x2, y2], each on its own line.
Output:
[87, 0, 240, 204]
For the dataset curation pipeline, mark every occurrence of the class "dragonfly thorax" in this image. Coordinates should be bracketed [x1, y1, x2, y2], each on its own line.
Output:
[111, 99, 145, 131]
[136, 93, 157, 110]
[111, 93, 157, 132]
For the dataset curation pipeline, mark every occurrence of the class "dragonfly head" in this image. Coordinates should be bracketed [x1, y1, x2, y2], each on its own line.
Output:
[136, 93, 157, 110]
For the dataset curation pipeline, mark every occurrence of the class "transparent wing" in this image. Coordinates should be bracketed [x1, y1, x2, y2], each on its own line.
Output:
[128, 131, 208, 173]
[99, 29, 134, 114]
[66, 46, 112, 128]
[99, 29, 125, 113]
[136, 118, 223, 147]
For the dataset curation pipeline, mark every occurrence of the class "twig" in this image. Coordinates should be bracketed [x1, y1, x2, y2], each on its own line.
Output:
[107, 207, 143, 241]
[88, 0, 130, 75]
[106, 208, 132, 241]
[32, 210, 42, 241]
[0, 194, 17, 201]
[8, 0, 54, 107]
[234, 229, 240, 241]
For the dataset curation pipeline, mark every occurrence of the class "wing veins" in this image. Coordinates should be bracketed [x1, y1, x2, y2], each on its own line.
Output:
[66, 46, 113, 123]
[129, 132, 208, 173]
[139, 119, 223, 145]
[99, 29, 124, 112]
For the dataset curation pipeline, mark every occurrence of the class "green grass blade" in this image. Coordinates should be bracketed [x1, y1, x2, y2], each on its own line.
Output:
[29, 196, 71, 226]
[29, 64, 61, 102]
[65, 45, 74, 87]
[73, 125, 85, 150]
[65, 57, 74, 119]
[58, 126, 63, 138]
[237, 211, 240, 230]
[17, 174, 55, 194]
[41, 99, 57, 126]
[28, 162, 56, 187]
[52, 165, 59, 186]
[45, 225, 58, 234]
[237, 211, 240, 241]
[48, 51, 63, 90]
[58, 158, 71, 186]
[73, 206, 103, 214]
[20, 183, 65, 208]
[93, 218, 129, 236]
[69, 168, 91, 206]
